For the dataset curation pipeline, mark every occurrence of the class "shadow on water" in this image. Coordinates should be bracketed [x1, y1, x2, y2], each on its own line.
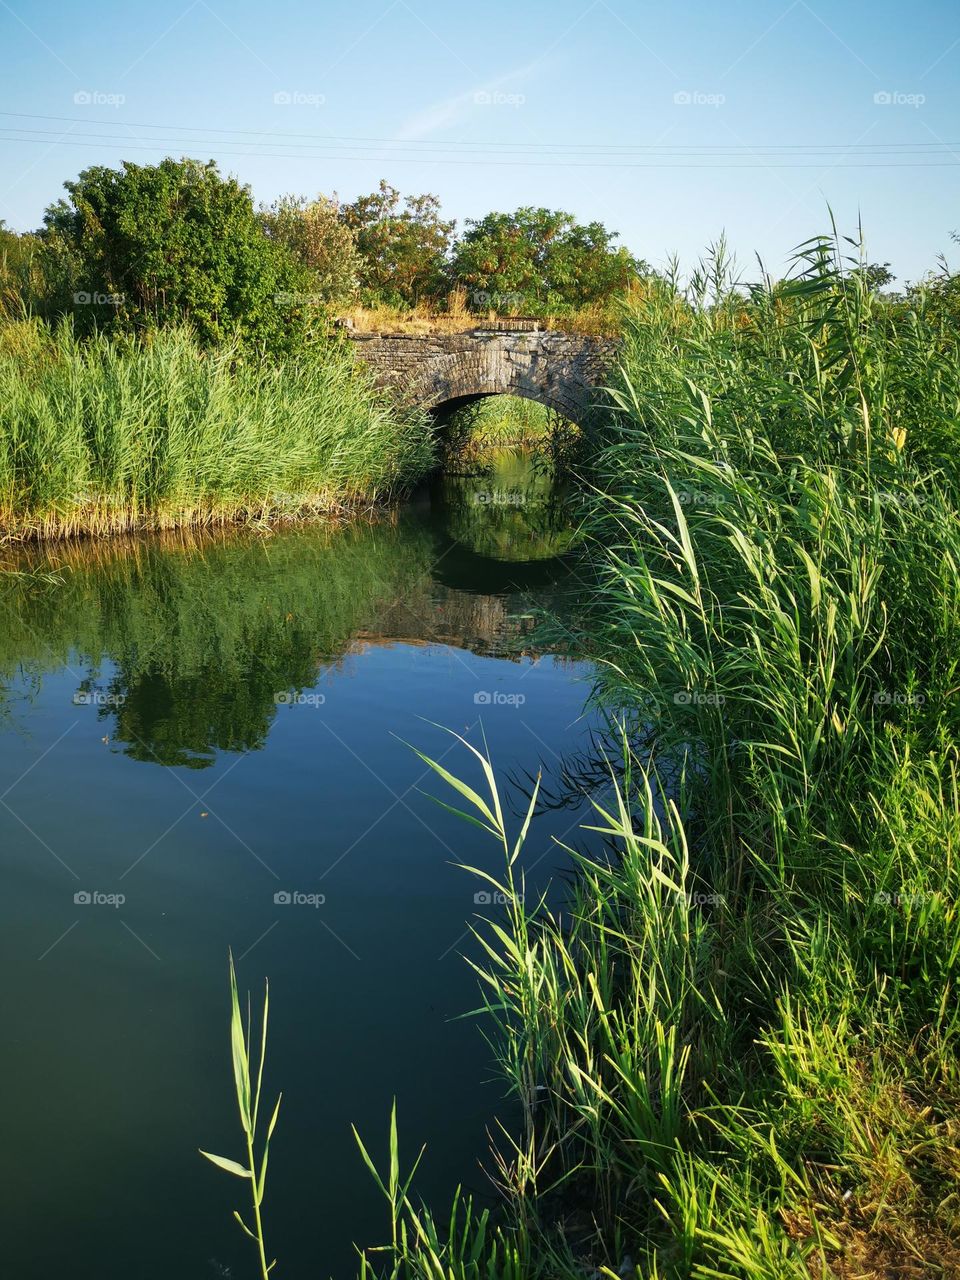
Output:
[0, 448, 605, 1280]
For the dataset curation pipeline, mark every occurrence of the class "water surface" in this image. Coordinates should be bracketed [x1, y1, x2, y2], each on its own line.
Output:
[0, 451, 600, 1278]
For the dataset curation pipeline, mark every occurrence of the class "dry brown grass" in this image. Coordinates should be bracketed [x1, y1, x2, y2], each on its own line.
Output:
[338, 286, 629, 338]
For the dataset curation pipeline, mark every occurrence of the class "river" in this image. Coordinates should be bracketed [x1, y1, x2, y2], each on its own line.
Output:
[0, 449, 602, 1278]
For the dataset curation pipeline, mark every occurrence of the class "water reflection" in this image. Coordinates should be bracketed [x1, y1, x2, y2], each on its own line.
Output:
[432, 446, 581, 564]
[0, 451, 587, 773]
[0, 449, 600, 1280]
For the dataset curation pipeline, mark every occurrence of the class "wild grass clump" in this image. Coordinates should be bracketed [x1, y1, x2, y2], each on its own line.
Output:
[0, 322, 434, 540]
[357, 228, 960, 1277]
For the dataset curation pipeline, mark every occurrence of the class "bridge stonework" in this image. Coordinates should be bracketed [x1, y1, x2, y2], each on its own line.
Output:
[347, 328, 616, 426]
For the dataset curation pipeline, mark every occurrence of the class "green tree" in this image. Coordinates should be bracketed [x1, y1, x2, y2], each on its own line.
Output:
[852, 261, 896, 293]
[340, 180, 455, 306]
[41, 157, 315, 352]
[260, 193, 360, 306]
[0, 221, 45, 320]
[452, 207, 645, 315]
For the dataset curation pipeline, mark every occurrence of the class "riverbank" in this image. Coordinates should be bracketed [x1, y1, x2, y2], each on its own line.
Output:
[0, 321, 434, 542]
[365, 236, 960, 1277]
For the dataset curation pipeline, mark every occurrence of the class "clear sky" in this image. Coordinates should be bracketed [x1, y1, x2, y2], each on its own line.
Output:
[2, 0, 959, 284]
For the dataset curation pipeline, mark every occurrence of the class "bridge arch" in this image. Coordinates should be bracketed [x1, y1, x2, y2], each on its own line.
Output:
[348, 327, 616, 430]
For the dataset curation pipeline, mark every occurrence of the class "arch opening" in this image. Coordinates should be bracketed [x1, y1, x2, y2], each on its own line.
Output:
[432, 392, 581, 479]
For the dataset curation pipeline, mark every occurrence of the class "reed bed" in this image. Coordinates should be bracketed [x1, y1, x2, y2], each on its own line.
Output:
[356, 231, 960, 1277]
[0, 321, 434, 541]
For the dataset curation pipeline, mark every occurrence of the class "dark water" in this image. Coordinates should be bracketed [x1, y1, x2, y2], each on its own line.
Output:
[0, 450, 601, 1279]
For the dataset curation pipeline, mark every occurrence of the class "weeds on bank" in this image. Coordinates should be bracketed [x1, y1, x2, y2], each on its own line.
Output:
[0, 322, 434, 541]
[354, 225, 960, 1277]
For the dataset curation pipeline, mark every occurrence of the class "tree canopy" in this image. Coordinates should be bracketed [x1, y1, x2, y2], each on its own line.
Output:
[340, 180, 456, 306]
[452, 207, 647, 315]
[2, 158, 656, 340]
[41, 158, 314, 352]
[260, 194, 360, 306]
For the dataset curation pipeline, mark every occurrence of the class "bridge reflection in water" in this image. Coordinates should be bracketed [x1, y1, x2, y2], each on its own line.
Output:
[0, 449, 588, 769]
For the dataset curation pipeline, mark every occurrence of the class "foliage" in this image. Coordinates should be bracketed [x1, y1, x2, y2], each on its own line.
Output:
[0, 221, 45, 320]
[260, 193, 361, 306]
[851, 259, 896, 292]
[40, 158, 316, 353]
[200, 952, 281, 1280]
[0, 323, 434, 539]
[341, 180, 456, 307]
[452, 207, 647, 316]
[356, 226, 960, 1277]
[4, 164, 651, 330]
[0, 518, 440, 758]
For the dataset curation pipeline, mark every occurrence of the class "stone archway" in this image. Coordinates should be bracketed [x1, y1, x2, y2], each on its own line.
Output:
[348, 326, 616, 428]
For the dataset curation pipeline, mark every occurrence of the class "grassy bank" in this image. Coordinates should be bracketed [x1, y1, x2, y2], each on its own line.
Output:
[0, 321, 434, 541]
[442, 395, 583, 477]
[356, 234, 960, 1276]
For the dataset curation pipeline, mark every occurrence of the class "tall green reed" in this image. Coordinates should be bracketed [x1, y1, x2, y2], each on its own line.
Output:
[0, 321, 434, 540]
[200, 952, 282, 1280]
[356, 225, 960, 1276]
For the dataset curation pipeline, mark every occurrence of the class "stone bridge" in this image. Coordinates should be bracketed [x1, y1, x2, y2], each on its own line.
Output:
[347, 325, 617, 426]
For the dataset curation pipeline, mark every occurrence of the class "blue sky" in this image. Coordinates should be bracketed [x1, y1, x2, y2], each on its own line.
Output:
[2, 0, 959, 283]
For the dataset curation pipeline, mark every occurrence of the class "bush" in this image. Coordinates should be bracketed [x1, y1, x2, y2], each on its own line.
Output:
[40, 158, 319, 355]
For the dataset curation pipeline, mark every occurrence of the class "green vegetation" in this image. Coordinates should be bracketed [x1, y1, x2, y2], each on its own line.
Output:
[0, 321, 432, 540]
[260, 193, 362, 309]
[349, 229, 960, 1276]
[341, 180, 457, 308]
[442, 396, 555, 470]
[438, 446, 580, 562]
[442, 397, 585, 480]
[452, 206, 646, 317]
[40, 158, 320, 353]
[1, 160, 647, 340]
[0, 512, 440, 750]
[0, 158, 648, 539]
[200, 953, 281, 1280]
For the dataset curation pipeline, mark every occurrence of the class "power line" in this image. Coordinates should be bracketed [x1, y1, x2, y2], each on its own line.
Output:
[0, 110, 956, 154]
[1, 133, 959, 169]
[5, 124, 960, 160]
[3, 125, 960, 160]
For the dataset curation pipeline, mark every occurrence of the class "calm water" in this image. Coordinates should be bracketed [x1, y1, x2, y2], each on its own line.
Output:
[0, 450, 603, 1279]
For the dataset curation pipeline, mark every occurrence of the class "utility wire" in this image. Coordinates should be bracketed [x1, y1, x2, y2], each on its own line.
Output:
[3, 125, 959, 159]
[0, 110, 956, 154]
[0, 133, 957, 168]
